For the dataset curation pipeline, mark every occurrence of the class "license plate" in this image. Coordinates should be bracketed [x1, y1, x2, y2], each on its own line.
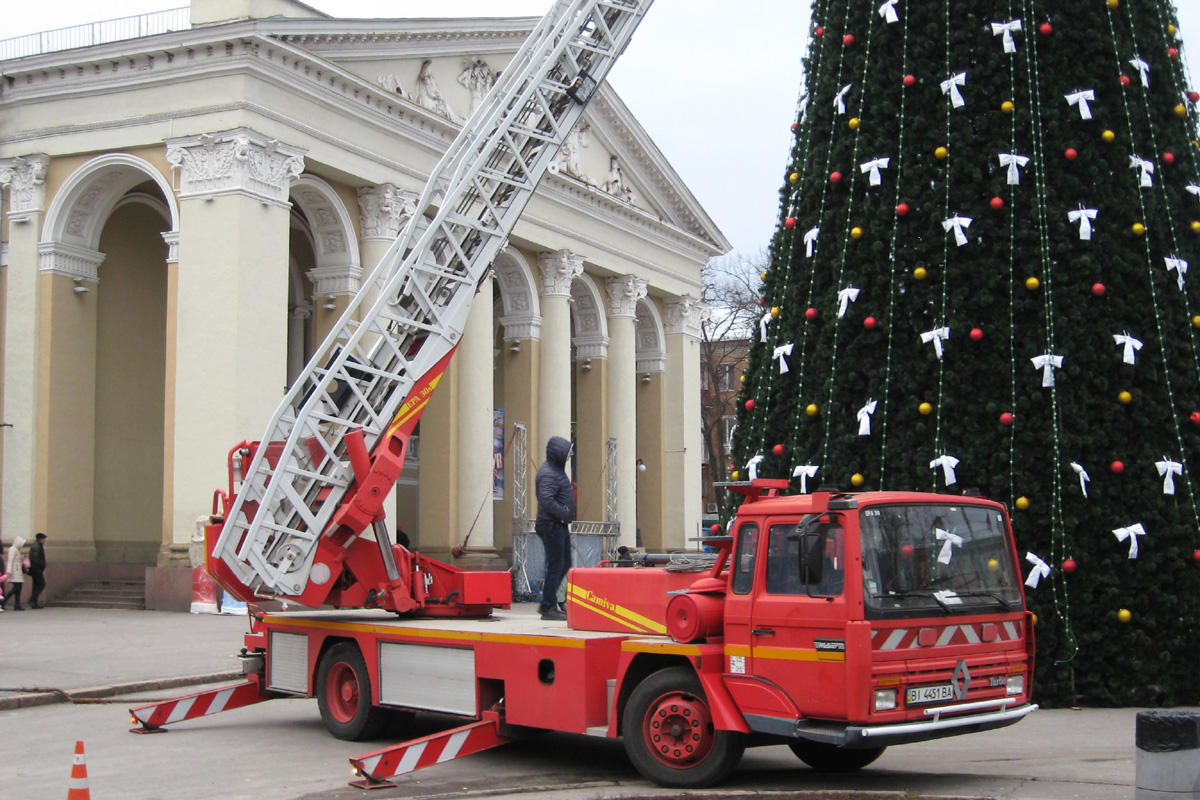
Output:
[906, 684, 956, 705]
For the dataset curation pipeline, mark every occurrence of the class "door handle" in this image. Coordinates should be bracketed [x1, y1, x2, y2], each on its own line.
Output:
[751, 628, 775, 636]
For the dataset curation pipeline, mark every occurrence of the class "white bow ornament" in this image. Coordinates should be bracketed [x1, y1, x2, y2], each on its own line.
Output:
[793, 464, 819, 493]
[1070, 462, 1091, 498]
[943, 215, 973, 246]
[1025, 552, 1051, 588]
[857, 399, 877, 436]
[879, 0, 900, 24]
[1066, 90, 1096, 120]
[1031, 353, 1064, 387]
[834, 84, 853, 115]
[759, 311, 773, 343]
[1112, 523, 1146, 559]
[1130, 156, 1155, 188]
[804, 226, 820, 258]
[941, 72, 968, 108]
[860, 157, 890, 187]
[746, 454, 765, 482]
[992, 20, 1023, 54]
[930, 454, 960, 485]
[1113, 332, 1143, 365]
[935, 528, 964, 565]
[921, 326, 951, 360]
[999, 153, 1030, 185]
[1069, 207, 1098, 240]
[1130, 57, 1151, 87]
[773, 343, 794, 374]
[1156, 458, 1183, 495]
[1165, 256, 1189, 291]
[838, 287, 860, 318]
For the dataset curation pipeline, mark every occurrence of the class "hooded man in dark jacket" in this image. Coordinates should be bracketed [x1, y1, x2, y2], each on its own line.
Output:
[535, 436, 575, 620]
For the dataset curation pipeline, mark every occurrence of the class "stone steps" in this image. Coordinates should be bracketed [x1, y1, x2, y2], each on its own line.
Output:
[53, 579, 146, 610]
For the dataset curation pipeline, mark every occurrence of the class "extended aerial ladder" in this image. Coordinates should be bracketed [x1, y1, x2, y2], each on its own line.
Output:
[207, 0, 654, 614]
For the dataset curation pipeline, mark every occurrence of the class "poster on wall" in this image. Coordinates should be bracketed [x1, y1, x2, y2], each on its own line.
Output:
[493, 408, 504, 500]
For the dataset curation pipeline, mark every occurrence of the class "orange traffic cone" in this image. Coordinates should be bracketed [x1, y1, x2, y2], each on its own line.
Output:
[67, 740, 91, 799]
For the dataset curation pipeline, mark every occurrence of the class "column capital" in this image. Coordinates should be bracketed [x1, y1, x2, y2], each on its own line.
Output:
[0, 154, 50, 219]
[499, 312, 542, 342]
[307, 264, 362, 297]
[537, 250, 584, 297]
[605, 275, 648, 319]
[165, 128, 305, 207]
[161, 231, 181, 264]
[357, 184, 419, 240]
[664, 295, 710, 340]
[39, 241, 105, 282]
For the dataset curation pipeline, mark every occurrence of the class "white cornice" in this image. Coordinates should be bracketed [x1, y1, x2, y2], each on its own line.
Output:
[264, 17, 541, 60]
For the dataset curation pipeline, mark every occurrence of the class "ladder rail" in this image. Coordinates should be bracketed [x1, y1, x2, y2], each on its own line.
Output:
[214, 0, 653, 598]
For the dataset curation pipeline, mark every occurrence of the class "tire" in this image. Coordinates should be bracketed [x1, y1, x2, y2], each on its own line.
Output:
[316, 642, 389, 741]
[787, 740, 886, 772]
[623, 666, 745, 788]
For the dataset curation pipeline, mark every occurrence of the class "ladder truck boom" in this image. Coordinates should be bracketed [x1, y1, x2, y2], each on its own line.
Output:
[209, 0, 654, 610]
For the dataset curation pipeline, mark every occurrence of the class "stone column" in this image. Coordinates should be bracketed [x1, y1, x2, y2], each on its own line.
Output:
[536, 250, 582, 448]
[664, 295, 709, 551]
[455, 275, 496, 558]
[572, 294, 609, 526]
[498, 297, 541, 552]
[163, 128, 304, 564]
[606, 275, 647, 548]
[0, 155, 50, 550]
[358, 184, 420, 540]
[636, 315, 666, 550]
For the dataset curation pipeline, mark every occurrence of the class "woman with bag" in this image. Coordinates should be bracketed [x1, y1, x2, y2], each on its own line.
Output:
[2, 536, 26, 611]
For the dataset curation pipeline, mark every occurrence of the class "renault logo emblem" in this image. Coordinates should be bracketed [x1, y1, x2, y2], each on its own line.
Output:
[952, 660, 972, 701]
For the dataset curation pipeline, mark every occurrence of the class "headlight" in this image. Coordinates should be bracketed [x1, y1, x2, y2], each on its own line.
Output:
[873, 688, 897, 711]
[1006, 675, 1025, 696]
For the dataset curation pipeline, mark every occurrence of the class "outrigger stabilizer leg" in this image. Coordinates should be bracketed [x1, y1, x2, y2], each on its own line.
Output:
[129, 680, 270, 733]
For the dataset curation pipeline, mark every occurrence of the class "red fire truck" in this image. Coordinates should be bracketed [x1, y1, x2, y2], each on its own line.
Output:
[128, 0, 1035, 788]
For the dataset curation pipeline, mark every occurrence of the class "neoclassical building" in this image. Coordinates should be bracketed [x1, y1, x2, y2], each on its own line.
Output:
[0, 0, 725, 604]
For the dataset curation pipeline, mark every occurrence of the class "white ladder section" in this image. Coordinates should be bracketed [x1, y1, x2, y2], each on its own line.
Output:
[212, 0, 654, 598]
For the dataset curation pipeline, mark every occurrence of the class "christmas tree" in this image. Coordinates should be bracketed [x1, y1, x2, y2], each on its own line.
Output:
[737, 0, 1200, 706]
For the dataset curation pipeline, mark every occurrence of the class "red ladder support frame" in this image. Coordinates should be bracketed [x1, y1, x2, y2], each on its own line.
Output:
[349, 711, 523, 789]
[129, 680, 269, 733]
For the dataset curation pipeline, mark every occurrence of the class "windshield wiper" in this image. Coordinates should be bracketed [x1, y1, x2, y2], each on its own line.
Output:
[953, 590, 1018, 611]
[871, 590, 953, 612]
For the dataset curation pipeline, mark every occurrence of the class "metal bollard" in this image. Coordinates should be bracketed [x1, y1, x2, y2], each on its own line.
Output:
[1136, 710, 1200, 799]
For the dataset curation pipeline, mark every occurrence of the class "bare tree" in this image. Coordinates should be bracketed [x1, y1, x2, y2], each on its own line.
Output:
[699, 250, 767, 511]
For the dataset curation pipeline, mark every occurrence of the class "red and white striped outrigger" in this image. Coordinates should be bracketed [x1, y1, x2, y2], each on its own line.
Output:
[129, 680, 268, 733]
[348, 710, 519, 789]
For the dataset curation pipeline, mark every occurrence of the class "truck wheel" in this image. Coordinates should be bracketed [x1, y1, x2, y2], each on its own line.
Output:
[623, 666, 745, 788]
[787, 740, 885, 772]
[317, 642, 389, 741]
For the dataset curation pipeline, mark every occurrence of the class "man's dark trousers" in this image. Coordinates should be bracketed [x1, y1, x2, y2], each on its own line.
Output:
[536, 519, 571, 612]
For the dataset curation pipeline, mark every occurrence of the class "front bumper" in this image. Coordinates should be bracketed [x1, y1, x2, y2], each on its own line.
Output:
[748, 699, 1038, 749]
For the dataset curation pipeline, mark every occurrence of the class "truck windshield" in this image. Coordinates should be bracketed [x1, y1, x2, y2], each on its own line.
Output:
[860, 504, 1023, 618]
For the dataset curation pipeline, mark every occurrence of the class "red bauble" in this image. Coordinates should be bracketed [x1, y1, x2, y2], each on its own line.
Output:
[1120, 74, 1132, 87]
[843, 34, 856, 47]
[864, 316, 878, 330]
[1039, 22, 1053, 36]
[710, 523, 721, 535]
[896, 202, 910, 216]
[1111, 460, 1125, 474]
[1194, 549, 1200, 562]
[791, 122, 799, 132]
[1063, 558, 1077, 574]
[1000, 412, 1014, 426]
[1190, 91, 1200, 103]
[1092, 283, 1106, 296]
[785, 217, 797, 230]
[1164, 152, 1176, 165]
[773, 444, 784, 456]
[1169, 47, 1179, 60]
[903, 74, 916, 87]
[815, 26, 825, 38]
[805, 307, 819, 320]
[901, 544, 915, 559]
[758, 296, 765, 306]
[969, 328, 984, 341]
[745, 399, 756, 411]
[990, 197, 1005, 210]
[1190, 411, 1200, 425]
[1065, 148, 1078, 161]
[830, 171, 843, 184]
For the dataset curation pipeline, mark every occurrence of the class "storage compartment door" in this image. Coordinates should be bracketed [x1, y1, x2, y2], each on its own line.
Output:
[379, 643, 476, 716]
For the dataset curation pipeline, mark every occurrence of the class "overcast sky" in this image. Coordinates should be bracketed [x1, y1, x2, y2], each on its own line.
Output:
[6, 1, 1200, 260]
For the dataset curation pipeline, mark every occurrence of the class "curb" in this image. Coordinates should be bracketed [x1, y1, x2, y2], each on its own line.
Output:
[0, 670, 241, 711]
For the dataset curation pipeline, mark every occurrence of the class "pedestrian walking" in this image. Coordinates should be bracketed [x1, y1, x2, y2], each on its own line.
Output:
[28, 533, 47, 608]
[3, 536, 27, 611]
[535, 436, 575, 621]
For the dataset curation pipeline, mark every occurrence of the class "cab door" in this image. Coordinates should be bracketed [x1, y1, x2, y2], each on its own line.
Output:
[748, 516, 849, 720]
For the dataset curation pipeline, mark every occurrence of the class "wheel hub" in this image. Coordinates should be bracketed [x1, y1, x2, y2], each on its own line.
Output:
[645, 692, 715, 767]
